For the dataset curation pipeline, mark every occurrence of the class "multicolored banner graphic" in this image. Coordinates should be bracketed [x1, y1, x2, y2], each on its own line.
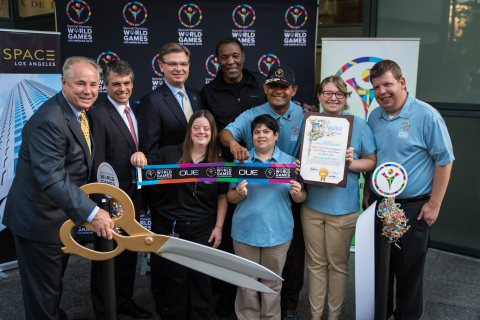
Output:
[137, 163, 297, 186]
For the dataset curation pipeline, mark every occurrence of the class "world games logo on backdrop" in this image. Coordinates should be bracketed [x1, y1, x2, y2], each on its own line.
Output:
[123, 2, 149, 45]
[151, 53, 164, 90]
[284, 5, 307, 46]
[97, 52, 120, 92]
[205, 54, 219, 84]
[336, 56, 383, 119]
[231, 4, 256, 46]
[66, 1, 93, 43]
[178, 3, 203, 46]
[258, 54, 281, 76]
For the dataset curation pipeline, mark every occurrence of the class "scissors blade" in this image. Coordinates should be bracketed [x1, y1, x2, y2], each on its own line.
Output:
[157, 237, 282, 282]
[161, 252, 276, 294]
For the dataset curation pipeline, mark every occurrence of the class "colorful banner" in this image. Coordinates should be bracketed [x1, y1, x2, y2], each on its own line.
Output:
[56, 0, 318, 105]
[321, 38, 420, 120]
[0, 29, 62, 265]
[137, 163, 297, 186]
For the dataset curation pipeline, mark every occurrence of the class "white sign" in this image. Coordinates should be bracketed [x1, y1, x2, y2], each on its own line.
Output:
[321, 38, 420, 120]
[97, 162, 119, 188]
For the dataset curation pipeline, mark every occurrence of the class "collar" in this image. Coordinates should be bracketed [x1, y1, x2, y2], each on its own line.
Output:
[265, 101, 296, 121]
[249, 145, 281, 163]
[62, 90, 83, 120]
[107, 95, 131, 114]
[214, 68, 256, 90]
[379, 92, 412, 121]
[165, 81, 186, 97]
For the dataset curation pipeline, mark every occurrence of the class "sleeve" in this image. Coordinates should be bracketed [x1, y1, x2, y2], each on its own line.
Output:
[28, 121, 96, 226]
[224, 109, 252, 144]
[425, 116, 455, 166]
[218, 182, 229, 194]
[145, 146, 168, 165]
[360, 122, 377, 157]
[138, 94, 162, 154]
[229, 181, 238, 189]
[88, 111, 106, 183]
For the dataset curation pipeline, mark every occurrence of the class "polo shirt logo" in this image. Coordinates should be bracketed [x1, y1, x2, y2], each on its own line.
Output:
[398, 122, 410, 138]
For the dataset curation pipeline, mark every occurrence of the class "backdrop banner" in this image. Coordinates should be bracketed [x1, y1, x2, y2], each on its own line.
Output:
[0, 29, 62, 268]
[321, 38, 420, 120]
[56, 0, 318, 105]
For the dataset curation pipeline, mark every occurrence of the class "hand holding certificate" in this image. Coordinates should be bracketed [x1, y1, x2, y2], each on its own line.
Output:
[298, 112, 353, 187]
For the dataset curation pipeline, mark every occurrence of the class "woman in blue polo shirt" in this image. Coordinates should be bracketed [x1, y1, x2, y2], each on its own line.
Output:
[302, 76, 376, 320]
[227, 114, 307, 320]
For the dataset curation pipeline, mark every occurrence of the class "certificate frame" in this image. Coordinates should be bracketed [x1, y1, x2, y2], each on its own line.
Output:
[298, 112, 354, 187]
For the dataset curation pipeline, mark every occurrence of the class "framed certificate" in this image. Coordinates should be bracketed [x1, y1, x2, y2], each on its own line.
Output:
[298, 112, 354, 187]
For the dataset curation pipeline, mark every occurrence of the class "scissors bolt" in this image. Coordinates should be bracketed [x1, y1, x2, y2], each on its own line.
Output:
[145, 237, 153, 245]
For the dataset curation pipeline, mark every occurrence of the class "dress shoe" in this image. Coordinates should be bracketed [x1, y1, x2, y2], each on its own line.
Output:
[118, 304, 152, 319]
[155, 306, 171, 320]
[283, 309, 298, 320]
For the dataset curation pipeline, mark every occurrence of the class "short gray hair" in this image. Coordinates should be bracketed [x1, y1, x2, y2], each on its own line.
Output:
[62, 56, 101, 80]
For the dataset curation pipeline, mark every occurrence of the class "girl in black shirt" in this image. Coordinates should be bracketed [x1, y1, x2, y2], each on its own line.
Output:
[131, 110, 228, 320]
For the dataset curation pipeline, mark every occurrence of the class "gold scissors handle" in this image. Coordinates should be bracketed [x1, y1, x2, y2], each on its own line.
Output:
[60, 183, 167, 261]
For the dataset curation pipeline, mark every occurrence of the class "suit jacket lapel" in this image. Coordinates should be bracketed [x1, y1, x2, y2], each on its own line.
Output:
[186, 86, 200, 112]
[58, 93, 93, 172]
[104, 99, 137, 153]
[161, 84, 188, 132]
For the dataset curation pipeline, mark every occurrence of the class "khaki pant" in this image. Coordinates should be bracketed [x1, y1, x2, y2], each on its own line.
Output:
[233, 239, 291, 320]
[301, 205, 359, 317]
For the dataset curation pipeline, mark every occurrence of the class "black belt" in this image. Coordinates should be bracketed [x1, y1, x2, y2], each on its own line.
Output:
[377, 194, 430, 204]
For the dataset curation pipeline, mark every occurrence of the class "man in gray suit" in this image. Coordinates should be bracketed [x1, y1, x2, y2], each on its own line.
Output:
[2, 56, 114, 320]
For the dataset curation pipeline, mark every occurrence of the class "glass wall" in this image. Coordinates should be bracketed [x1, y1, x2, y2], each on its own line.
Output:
[377, 0, 480, 106]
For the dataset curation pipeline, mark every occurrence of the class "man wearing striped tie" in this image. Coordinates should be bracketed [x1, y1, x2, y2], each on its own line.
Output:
[2, 56, 114, 320]
[137, 43, 203, 319]
[88, 60, 152, 319]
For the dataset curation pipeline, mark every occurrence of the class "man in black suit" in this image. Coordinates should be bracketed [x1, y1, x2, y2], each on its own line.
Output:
[2, 56, 114, 320]
[137, 43, 203, 318]
[89, 60, 152, 319]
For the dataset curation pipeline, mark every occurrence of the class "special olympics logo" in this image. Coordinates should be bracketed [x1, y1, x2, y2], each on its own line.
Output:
[66, 0, 91, 25]
[373, 162, 408, 197]
[400, 122, 411, 131]
[123, 2, 147, 26]
[205, 54, 219, 77]
[293, 101, 302, 106]
[336, 56, 383, 119]
[258, 54, 281, 76]
[178, 3, 202, 28]
[265, 168, 276, 179]
[206, 167, 217, 178]
[232, 4, 256, 29]
[151, 54, 163, 76]
[285, 5, 307, 29]
[146, 170, 156, 180]
[96, 52, 120, 67]
[275, 69, 284, 77]
[291, 126, 300, 135]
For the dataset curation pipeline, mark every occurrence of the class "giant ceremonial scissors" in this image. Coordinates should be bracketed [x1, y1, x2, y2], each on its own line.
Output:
[60, 183, 282, 294]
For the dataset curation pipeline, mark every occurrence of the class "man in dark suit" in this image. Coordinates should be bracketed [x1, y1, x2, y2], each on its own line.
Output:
[137, 43, 203, 318]
[2, 56, 114, 320]
[89, 60, 152, 319]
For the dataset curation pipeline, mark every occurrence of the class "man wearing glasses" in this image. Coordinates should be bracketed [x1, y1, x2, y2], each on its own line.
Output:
[137, 43, 203, 319]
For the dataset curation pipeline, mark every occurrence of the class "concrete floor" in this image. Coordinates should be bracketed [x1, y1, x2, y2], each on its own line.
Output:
[0, 248, 479, 320]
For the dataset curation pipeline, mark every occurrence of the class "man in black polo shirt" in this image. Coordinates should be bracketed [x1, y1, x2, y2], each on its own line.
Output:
[201, 36, 266, 317]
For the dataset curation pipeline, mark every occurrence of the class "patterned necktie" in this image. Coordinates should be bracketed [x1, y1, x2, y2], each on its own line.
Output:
[79, 112, 91, 155]
[178, 89, 193, 122]
[124, 106, 139, 151]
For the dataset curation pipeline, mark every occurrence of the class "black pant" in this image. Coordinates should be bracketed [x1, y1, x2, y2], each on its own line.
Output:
[281, 200, 305, 311]
[153, 215, 216, 320]
[90, 236, 138, 319]
[373, 197, 431, 320]
[13, 234, 70, 320]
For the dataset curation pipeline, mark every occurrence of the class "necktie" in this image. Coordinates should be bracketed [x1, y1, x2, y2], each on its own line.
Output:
[79, 112, 91, 155]
[178, 89, 193, 122]
[124, 106, 139, 151]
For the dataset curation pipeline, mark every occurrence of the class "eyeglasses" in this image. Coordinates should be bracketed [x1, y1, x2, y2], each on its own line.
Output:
[163, 61, 190, 68]
[320, 91, 346, 99]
